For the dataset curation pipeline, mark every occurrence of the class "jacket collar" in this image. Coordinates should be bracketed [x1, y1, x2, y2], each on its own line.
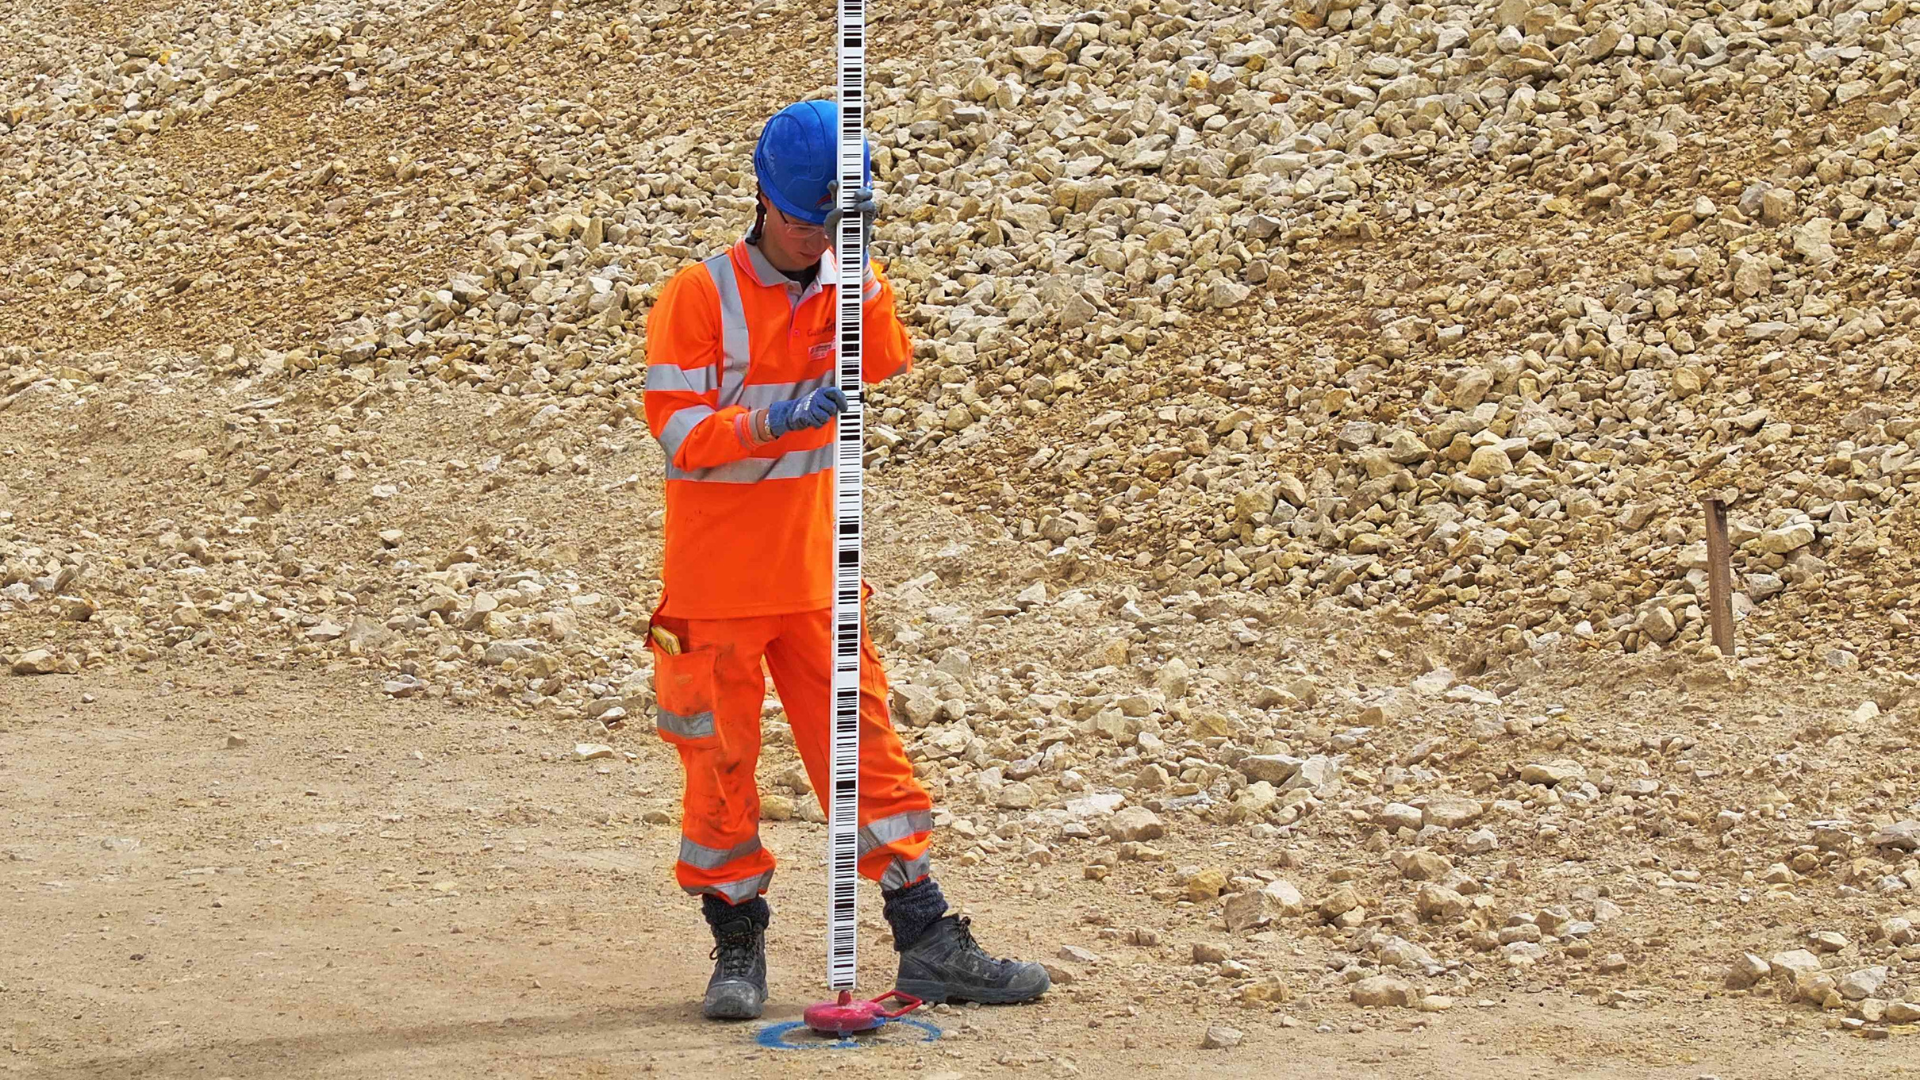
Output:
[737, 238, 838, 290]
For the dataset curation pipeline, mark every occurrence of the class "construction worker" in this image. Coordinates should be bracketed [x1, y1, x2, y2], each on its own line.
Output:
[643, 99, 1049, 1021]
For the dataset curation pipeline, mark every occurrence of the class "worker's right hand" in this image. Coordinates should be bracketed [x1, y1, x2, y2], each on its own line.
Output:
[763, 386, 847, 439]
[825, 185, 877, 257]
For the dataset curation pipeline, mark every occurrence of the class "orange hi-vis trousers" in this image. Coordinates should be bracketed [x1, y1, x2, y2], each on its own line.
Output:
[649, 592, 934, 905]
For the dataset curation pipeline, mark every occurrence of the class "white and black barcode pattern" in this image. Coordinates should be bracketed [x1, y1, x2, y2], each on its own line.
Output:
[827, 0, 866, 994]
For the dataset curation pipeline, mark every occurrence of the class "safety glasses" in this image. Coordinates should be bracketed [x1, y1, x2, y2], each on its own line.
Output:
[767, 202, 829, 243]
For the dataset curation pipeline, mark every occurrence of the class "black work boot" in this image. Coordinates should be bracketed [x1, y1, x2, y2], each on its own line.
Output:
[703, 910, 769, 1020]
[895, 915, 1050, 1005]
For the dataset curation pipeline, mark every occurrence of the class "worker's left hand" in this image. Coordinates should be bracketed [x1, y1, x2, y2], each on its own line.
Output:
[825, 185, 876, 257]
[764, 386, 848, 439]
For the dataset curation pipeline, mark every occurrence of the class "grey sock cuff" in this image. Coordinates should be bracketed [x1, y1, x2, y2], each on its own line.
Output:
[881, 877, 949, 952]
[703, 894, 770, 932]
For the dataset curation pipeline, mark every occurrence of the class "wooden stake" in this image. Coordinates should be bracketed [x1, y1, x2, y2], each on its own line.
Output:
[1703, 497, 1735, 657]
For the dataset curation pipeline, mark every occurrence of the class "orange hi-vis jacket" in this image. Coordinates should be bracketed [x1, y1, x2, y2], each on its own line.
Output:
[644, 238, 912, 619]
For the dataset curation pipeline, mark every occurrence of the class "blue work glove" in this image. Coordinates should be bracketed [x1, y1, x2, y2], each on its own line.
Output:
[762, 386, 847, 440]
[824, 184, 876, 256]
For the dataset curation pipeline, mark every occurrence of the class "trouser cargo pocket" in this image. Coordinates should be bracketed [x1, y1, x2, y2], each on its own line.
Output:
[648, 609, 719, 749]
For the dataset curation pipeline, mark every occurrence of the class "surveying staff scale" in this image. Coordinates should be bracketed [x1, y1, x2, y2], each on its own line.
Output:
[826, 0, 866, 992]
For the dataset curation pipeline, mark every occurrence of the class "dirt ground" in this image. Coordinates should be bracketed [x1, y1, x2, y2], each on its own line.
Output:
[6, 1, 1920, 1073]
[2, 665, 1913, 1080]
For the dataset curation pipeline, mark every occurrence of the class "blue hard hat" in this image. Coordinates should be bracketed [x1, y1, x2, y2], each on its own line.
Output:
[753, 99, 871, 227]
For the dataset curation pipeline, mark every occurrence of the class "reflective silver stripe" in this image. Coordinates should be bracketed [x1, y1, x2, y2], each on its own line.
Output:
[657, 708, 715, 740]
[858, 809, 934, 858]
[657, 404, 716, 461]
[704, 251, 752, 408]
[683, 869, 774, 904]
[646, 364, 718, 395]
[679, 834, 763, 871]
[664, 443, 835, 484]
[862, 278, 882, 303]
[878, 851, 932, 891]
[761, 443, 837, 479]
[736, 373, 835, 410]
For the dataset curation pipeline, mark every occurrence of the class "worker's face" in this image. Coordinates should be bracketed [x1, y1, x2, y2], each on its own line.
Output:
[759, 195, 832, 270]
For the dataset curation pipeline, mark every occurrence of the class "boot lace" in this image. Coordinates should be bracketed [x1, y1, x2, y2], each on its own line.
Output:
[710, 927, 760, 980]
[948, 917, 1007, 971]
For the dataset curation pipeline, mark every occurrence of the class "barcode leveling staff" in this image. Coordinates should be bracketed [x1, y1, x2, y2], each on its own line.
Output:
[825, 0, 869, 992]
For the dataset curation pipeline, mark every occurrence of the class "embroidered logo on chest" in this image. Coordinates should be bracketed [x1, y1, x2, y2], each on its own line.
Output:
[808, 341, 835, 361]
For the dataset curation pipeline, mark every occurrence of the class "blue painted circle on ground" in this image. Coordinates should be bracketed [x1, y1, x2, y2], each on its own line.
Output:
[755, 1017, 943, 1050]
